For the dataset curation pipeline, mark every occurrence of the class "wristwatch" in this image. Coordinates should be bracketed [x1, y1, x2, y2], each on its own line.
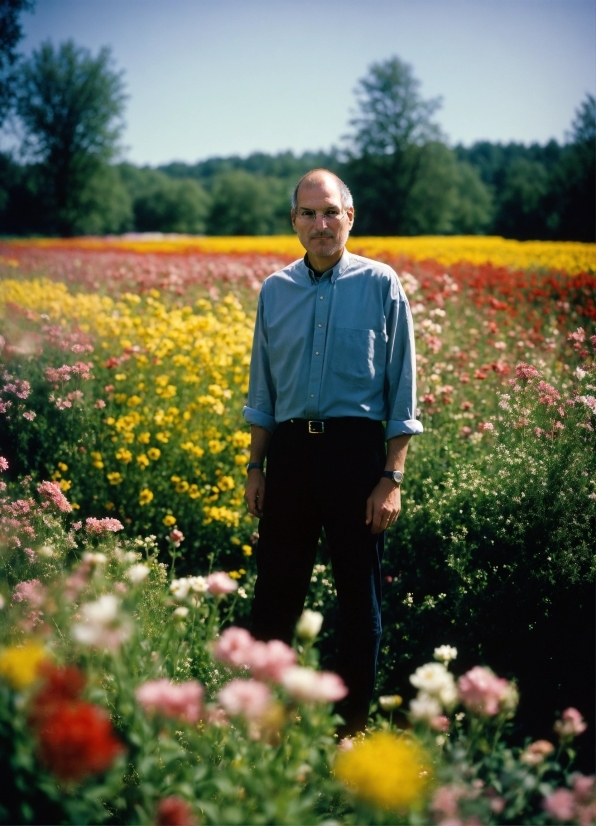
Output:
[246, 462, 264, 473]
[381, 470, 404, 485]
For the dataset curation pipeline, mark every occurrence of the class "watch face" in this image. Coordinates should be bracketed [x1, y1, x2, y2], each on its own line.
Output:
[392, 471, 403, 484]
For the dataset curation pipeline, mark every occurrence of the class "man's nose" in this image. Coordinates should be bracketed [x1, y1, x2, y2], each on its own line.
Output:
[313, 213, 329, 228]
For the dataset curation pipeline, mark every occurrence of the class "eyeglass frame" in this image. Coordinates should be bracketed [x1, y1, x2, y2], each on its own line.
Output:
[293, 207, 351, 224]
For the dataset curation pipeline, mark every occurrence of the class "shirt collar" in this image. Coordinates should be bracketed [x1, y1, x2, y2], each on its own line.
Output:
[303, 249, 351, 284]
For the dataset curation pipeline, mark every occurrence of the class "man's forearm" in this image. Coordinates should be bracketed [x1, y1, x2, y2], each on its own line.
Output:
[384, 434, 411, 473]
[250, 425, 272, 464]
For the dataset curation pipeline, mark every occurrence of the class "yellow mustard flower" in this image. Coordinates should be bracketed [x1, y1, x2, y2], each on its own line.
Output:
[147, 448, 161, 461]
[139, 488, 154, 505]
[107, 472, 123, 485]
[335, 732, 431, 813]
[218, 475, 235, 491]
[163, 515, 176, 526]
[0, 642, 47, 690]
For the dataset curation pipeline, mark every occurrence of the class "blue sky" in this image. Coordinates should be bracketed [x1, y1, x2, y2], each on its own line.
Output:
[19, 0, 596, 166]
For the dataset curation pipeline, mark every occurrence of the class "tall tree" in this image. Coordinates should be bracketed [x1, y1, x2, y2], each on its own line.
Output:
[0, 0, 34, 125]
[15, 39, 126, 236]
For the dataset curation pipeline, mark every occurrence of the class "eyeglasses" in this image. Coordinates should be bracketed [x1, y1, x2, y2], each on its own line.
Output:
[294, 209, 348, 223]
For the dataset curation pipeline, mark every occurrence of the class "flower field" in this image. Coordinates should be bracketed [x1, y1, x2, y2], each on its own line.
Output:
[0, 236, 595, 824]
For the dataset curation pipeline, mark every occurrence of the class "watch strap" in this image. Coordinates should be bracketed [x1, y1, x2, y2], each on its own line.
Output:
[246, 462, 264, 472]
[381, 470, 403, 485]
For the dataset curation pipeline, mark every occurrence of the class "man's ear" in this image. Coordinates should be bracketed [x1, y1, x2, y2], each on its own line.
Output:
[290, 210, 297, 232]
[347, 206, 355, 229]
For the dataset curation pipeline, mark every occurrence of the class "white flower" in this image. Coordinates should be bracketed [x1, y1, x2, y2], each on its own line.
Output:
[71, 594, 132, 649]
[173, 606, 189, 619]
[126, 563, 150, 584]
[170, 578, 191, 599]
[575, 367, 587, 380]
[379, 695, 402, 711]
[188, 576, 208, 594]
[296, 609, 323, 640]
[411, 662, 450, 693]
[82, 552, 107, 565]
[410, 692, 442, 722]
[38, 545, 55, 558]
[433, 645, 458, 665]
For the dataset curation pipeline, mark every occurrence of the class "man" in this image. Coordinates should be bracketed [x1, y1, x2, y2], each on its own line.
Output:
[243, 169, 422, 734]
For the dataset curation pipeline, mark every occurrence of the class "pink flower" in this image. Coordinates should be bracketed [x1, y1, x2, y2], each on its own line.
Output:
[85, 517, 124, 534]
[135, 679, 203, 723]
[457, 666, 511, 716]
[169, 529, 184, 546]
[37, 481, 71, 513]
[431, 785, 463, 817]
[280, 666, 348, 702]
[0, 457, 8, 471]
[248, 639, 297, 682]
[544, 788, 575, 822]
[478, 421, 494, 432]
[94, 399, 106, 409]
[515, 362, 541, 382]
[212, 627, 297, 682]
[23, 411, 36, 421]
[218, 679, 272, 721]
[554, 707, 587, 740]
[13, 579, 46, 606]
[213, 626, 255, 668]
[206, 571, 238, 596]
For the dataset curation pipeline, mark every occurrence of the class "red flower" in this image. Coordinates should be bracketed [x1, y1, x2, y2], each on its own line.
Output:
[155, 796, 197, 826]
[28, 663, 86, 729]
[36, 701, 123, 781]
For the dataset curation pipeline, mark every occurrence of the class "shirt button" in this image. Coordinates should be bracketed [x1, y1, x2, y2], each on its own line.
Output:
[315, 351, 319, 355]
[310, 394, 314, 398]
[318, 323, 322, 327]
[319, 296, 324, 300]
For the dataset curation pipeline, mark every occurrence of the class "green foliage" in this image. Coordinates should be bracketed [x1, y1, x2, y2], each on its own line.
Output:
[0, 0, 34, 124]
[206, 170, 289, 235]
[14, 39, 127, 236]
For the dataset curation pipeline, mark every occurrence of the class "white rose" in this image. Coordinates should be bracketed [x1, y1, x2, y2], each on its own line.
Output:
[433, 645, 458, 665]
[296, 609, 324, 640]
[410, 662, 453, 697]
[170, 578, 191, 599]
[126, 563, 150, 584]
[410, 692, 442, 722]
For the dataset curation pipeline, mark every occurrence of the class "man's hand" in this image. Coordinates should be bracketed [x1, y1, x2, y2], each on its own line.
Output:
[365, 478, 401, 534]
[245, 469, 266, 518]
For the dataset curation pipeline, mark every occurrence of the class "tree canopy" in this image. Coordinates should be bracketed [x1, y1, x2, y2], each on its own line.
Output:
[15, 39, 127, 235]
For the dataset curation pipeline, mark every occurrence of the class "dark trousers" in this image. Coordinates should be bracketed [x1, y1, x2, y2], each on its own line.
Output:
[251, 417, 386, 733]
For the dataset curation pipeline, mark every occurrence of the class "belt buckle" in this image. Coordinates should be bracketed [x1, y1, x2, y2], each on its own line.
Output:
[308, 420, 324, 434]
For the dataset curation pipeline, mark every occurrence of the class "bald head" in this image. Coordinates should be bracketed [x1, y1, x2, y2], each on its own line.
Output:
[291, 169, 353, 211]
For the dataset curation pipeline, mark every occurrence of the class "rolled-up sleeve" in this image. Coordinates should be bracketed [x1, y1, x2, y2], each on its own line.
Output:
[242, 292, 277, 432]
[384, 276, 423, 440]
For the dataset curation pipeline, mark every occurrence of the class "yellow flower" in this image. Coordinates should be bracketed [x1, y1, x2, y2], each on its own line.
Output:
[58, 479, 71, 491]
[115, 448, 133, 463]
[188, 484, 201, 499]
[58, 462, 68, 471]
[137, 453, 150, 469]
[335, 732, 431, 812]
[147, 448, 161, 461]
[229, 570, 241, 579]
[163, 515, 176, 526]
[139, 488, 154, 505]
[115, 373, 127, 381]
[218, 475, 235, 491]
[0, 642, 47, 690]
[107, 472, 123, 485]
[156, 431, 170, 443]
[242, 545, 253, 557]
[138, 431, 151, 444]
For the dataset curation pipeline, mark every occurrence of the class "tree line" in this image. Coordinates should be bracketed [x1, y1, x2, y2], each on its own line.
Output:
[0, 4, 594, 239]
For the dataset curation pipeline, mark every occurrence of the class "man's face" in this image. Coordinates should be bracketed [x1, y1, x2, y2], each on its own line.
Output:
[291, 175, 354, 265]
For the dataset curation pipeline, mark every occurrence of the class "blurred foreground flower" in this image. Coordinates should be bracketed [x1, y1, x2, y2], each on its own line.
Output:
[71, 594, 132, 649]
[281, 666, 347, 703]
[458, 666, 517, 716]
[0, 641, 47, 690]
[554, 707, 588, 741]
[433, 644, 458, 664]
[155, 796, 197, 826]
[379, 694, 403, 711]
[136, 678, 203, 723]
[335, 731, 431, 812]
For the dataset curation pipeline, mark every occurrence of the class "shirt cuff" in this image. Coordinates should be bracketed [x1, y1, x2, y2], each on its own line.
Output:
[385, 418, 424, 439]
[242, 405, 277, 432]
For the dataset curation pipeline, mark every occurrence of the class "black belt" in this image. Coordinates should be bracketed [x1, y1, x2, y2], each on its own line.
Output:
[282, 417, 382, 435]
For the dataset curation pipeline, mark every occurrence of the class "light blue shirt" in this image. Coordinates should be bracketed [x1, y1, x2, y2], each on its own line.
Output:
[242, 250, 423, 440]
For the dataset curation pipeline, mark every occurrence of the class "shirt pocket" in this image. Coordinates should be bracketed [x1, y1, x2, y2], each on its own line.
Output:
[330, 327, 385, 382]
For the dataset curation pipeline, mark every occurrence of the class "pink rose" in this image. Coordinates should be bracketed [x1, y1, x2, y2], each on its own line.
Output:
[248, 639, 297, 682]
[544, 789, 575, 822]
[457, 666, 511, 716]
[135, 679, 203, 723]
[554, 707, 587, 740]
[206, 572, 238, 596]
[218, 679, 272, 721]
[280, 666, 348, 703]
[213, 626, 255, 668]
